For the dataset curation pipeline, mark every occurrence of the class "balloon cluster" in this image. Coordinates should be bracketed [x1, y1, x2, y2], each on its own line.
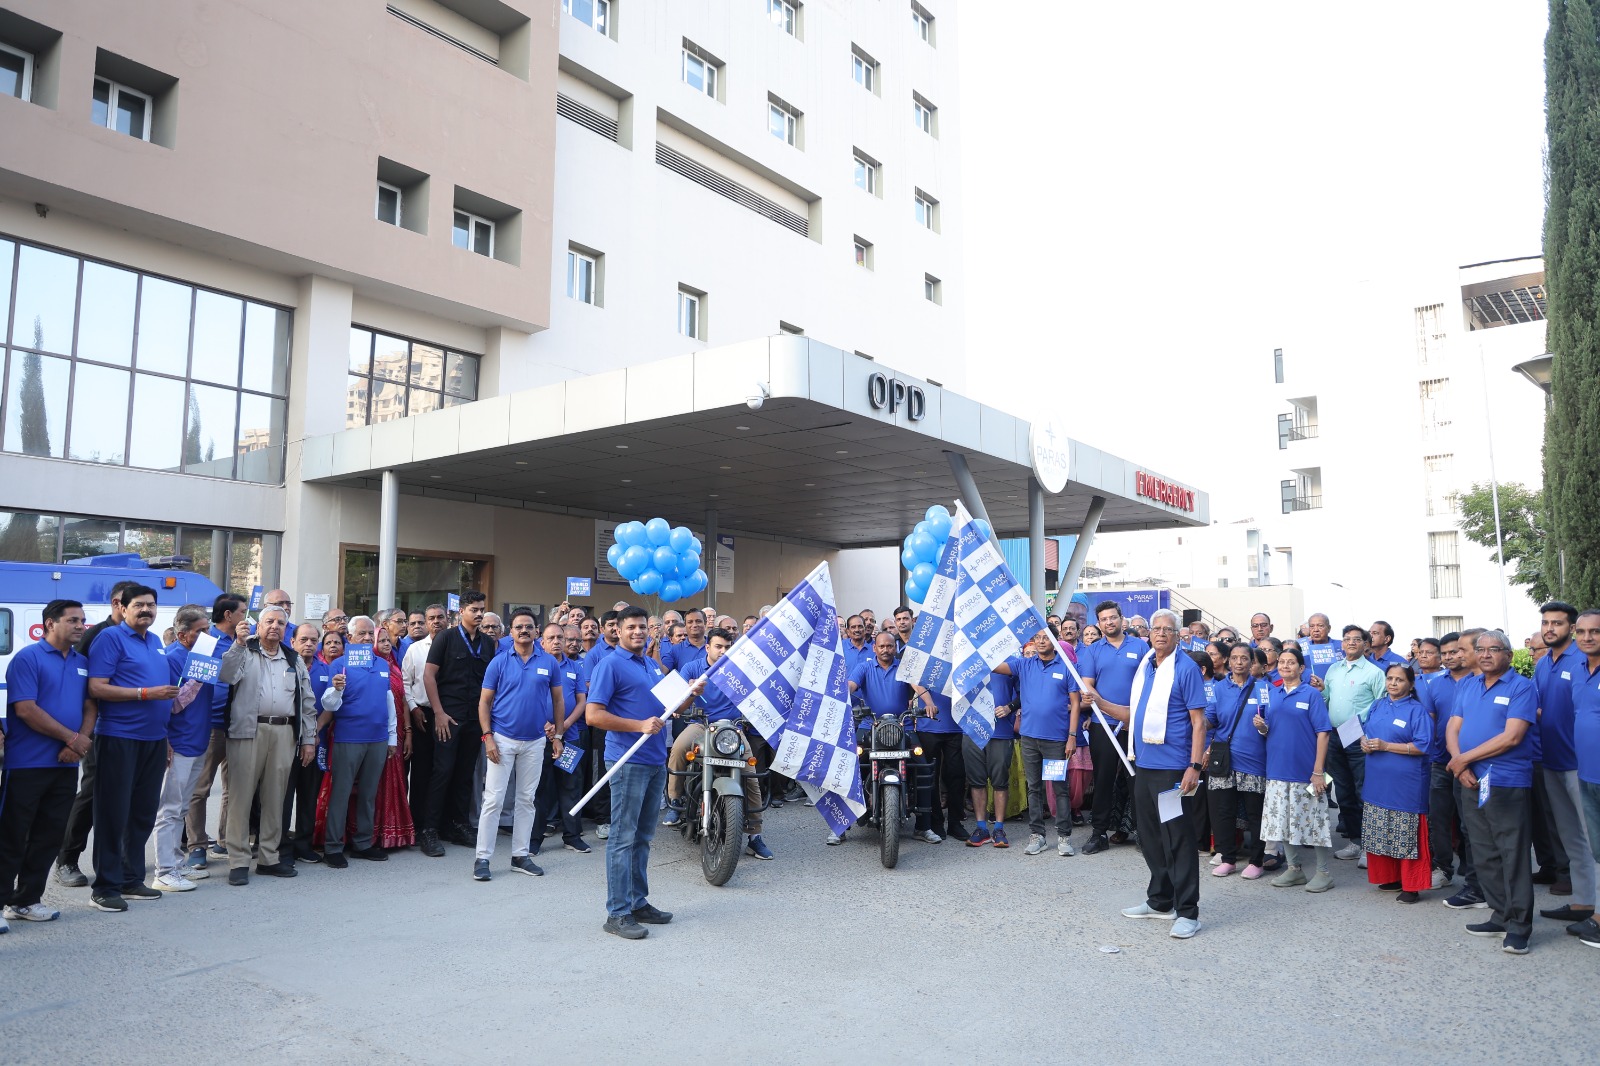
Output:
[607, 519, 707, 604]
[900, 505, 992, 605]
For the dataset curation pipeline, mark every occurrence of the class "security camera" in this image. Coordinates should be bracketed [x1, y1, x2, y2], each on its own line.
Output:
[746, 382, 769, 411]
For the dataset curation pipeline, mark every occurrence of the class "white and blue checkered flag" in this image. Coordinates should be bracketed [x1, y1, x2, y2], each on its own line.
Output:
[705, 561, 866, 834]
[898, 500, 1047, 747]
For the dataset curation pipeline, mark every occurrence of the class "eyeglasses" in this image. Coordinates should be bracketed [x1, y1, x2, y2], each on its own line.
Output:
[1150, 626, 1179, 634]
[1479, 646, 1509, 654]
[1250, 622, 1270, 629]
[511, 624, 535, 632]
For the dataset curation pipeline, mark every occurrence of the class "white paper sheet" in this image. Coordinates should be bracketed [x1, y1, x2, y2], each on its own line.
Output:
[1336, 714, 1364, 748]
[191, 632, 218, 658]
[650, 669, 693, 715]
[1157, 786, 1184, 823]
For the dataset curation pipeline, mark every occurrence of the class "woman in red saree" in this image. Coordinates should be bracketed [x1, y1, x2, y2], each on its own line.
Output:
[315, 626, 416, 849]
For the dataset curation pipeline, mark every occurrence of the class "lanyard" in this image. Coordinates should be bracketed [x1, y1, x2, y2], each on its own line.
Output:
[458, 625, 481, 659]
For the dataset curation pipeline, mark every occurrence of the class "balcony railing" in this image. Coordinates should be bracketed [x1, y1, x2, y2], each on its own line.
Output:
[1282, 494, 1322, 513]
[1277, 414, 1319, 448]
[1287, 424, 1318, 441]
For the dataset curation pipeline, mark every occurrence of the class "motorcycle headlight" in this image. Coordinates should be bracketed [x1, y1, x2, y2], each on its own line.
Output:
[874, 718, 903, 750]
[712, 725, 743, 757]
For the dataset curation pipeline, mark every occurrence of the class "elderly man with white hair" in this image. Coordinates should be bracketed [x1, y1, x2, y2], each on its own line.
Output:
[1115, 608, 1209, 939]
[217, 605, 318, 886]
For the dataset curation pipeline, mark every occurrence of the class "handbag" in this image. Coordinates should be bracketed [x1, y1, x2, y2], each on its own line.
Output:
[1207, 684, 1252, 778]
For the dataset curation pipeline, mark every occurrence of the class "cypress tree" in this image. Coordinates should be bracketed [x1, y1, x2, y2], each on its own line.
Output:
[1543, 0, 1600, 605]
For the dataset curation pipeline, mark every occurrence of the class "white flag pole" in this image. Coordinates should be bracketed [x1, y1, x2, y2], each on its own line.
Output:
[1025, 603, 1136, 778]
[568, 705, 674, 817]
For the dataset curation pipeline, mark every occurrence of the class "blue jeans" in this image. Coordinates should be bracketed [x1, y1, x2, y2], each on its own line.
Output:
[605, 761, 665, 918]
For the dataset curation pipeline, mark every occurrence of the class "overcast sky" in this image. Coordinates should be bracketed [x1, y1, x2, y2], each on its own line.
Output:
[958, 0, 1550, 519]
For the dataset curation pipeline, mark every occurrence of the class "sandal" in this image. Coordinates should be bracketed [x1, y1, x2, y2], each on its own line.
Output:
[1261, 855, 1285, 873]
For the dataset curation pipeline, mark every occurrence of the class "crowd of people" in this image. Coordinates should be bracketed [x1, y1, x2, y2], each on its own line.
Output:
[1, 582, 1596, 954]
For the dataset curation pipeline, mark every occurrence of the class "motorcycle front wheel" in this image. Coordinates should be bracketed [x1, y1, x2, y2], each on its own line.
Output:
[878, 786, 902, 869]
[702, 793, 743, 886]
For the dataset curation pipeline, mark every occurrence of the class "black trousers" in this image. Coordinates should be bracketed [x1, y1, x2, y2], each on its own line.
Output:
[1132, 766, 1200, 920]
[1204, 783, 1267, 866]
[532, 744, 584, 850]
[917, 730, 965, 837]
[583, 726, 611, 822]
[1451, 777, 1480, 893]
[1531, 770, 1568, 878]
[408, 707, 434, 829]
[1429, 763, 1463, 877]
[282, 754, 323, 850]
[0, 766, 77, 907]
[424, 706, 481, 833]
[1460, 783, 1533, 938]
[55, 740, 97, 865]
[90, 735, 166, 894]
[1088, 721, 1129, 836]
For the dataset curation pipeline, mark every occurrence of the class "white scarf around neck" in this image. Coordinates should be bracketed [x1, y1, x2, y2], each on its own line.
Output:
[1126, 648, 1176, 759]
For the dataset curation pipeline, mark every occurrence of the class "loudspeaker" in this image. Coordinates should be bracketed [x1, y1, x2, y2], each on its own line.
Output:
[1181, 608, 1203, 626]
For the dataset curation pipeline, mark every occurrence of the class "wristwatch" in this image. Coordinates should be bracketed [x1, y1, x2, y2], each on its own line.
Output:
[1189, 762, 1203, 772]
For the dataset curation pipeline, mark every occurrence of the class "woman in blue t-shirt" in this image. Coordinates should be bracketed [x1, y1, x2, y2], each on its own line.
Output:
[1206, 643, 1270, 878]
[1257, 644, 1336, 892]
[1360, 664, 1434, 902]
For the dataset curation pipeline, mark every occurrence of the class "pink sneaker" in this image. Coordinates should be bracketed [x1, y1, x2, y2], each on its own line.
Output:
[1212, 862, 1236, 877]
[1240, 864, 1264, 880]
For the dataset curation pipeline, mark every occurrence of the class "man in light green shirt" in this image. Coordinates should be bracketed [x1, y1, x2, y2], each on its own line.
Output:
[1320, 625, 1387, 861]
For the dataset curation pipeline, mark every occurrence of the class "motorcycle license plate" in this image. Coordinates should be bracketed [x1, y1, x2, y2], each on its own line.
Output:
[704, 757, 747, 768]
[872, 750, 910, 759]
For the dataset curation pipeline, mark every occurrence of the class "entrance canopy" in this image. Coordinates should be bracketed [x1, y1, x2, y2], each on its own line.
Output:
[300, 337, 1207, 548]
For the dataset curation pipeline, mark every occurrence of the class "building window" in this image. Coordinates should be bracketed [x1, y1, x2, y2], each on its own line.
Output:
[914, 189, 938, 230]
[677, 287, 702, 340]
[853, 235, 874, 270]
[1432, 615, 1464, 637]
[567, 246, 600, 305]
[911, 2, 935, 45]
[1415, 303, 1445, 367]
[341, 548, 487, 619]
[853, 153, 877, 194]
[767, 0, 798, 36]
[912, 93, 936, 136]
[453, 210, 495, 257]
[683, 43, 720, 99]
[1281, 474, 1318, 513]
[851, 46, 878, 93]
[1423, 453, 1456, 517]
[0, 41, 33, 101]
[0, 511, 279, 589]
[91, 76, 151, 140]
[1273, 347, 1283, 384]
[769, 99, 798, 145]
[563, 0, 610, 36]
[1420, 377, 1451, 438]
[924, 273, 941, 304]
[346, 326, 478, 429]
[0, 236, 290, 482]
[376, 181, 403, 226]
[1428, 531, 1461, 599]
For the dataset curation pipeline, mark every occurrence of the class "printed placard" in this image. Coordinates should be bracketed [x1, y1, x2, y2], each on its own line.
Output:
[1042, 758, 1067, 781]
[345, 644, 374, 669]
[555, 744, 584, 773]
[183, 654, 221, 685]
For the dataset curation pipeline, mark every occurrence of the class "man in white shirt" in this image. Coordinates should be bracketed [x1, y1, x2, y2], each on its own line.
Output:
[404, 603, 447, 828]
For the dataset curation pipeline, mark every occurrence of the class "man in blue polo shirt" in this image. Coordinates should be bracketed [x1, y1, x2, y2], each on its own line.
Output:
[1568, 608, 1600, 947]
[184, 592, 247, 872]
[587, 607, 697, 940]
[1298, 613, 1341, 682]
[471, 608, 563, 881]
[583, 611, 623, 841]
[1, 599, 93, 928]
[912, 679, 967, 846]
[965, 669, 1018, 848]
[532, 622, 592, 856]
[86, 584, 178, 911]
[1532, 601, 1596, 927]
[1078, 600, 1150, 853]
[320, 616, 401, 869]
[994, 630, 1082, 858]
[659, 610, 706, 674]
[1367, 621, 1407, 672]
[840, 615, 873, 674]
[1447, 629, 1540, 954]
[1119, 608, 1208, 940]
[848, 630, 936, 846]
[1419, 633, 1475, 896]
[152, 605, 214, 892]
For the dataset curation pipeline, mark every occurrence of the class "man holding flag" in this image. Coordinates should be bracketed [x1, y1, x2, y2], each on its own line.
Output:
[992, 630, 1082, 857]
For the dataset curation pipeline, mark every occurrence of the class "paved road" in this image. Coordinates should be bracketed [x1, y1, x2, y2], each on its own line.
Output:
[2, 800, 1597, 1065]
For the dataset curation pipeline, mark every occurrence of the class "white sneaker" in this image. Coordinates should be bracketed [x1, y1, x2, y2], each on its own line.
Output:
[597, 823, 610, 840]
[825, 831, 844, 846]
[1431, 869, 1451, 890]
[3, 904, 60, 922]
[1058, 837, 1076, 857]
[1357, 853, 1368, 869]
[1024, 834, 1047, 856]
[917, 829, 943, 843]
[1208, 853, 1223, 867]
[154, 871, 196, 892]
[179, 861, 211, 880]
[1334, 843, 1361, 860]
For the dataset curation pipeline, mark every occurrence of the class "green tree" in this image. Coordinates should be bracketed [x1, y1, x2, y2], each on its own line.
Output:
[1457, 481, 1551, 604]
[1543, 0, 1600, 606]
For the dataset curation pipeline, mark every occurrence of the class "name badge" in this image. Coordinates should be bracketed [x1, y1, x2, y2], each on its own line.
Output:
[1392, 718, 1407, 728]
[1247, 698, 1258, 705]
[1562, 671, 1571, 680]
[566, 672, 578, 680]
[537, 668, 549, 676]
[1052, 672, 1064, 681]
[1126, 651, 1137, 659]
[1478, 771, 1491, 808]
[77, 667, 88, 676]
[1296, 701, 1308, 709]
[1493, 695, 1510, 706]
[378, 670, 389, 680]
[316, 674, 328, 683]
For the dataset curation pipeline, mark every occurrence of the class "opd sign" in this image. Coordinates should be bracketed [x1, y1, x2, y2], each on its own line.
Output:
[867, 372, 926, 421]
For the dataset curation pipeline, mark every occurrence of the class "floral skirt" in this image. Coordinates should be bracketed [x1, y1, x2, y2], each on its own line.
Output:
[1261, 779, 1332, 847]
[1207, 770, 1267, 793]
[1361, 803, 1420, 860]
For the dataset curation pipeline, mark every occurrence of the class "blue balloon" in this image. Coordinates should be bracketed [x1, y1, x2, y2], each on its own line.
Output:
[924, 504, 951, 524]
[652, 545, 678, 575]
[660, 579, 684, 603]
[910, 562, 935, 588]
[904, 577, 925, 604]
[973, 518, 993, 542]
[690, 537, 704, 556]
[606, 542, 624, 570]
[618, 545, 650, 580]
[669, 526, 695, 554]
[927, 512, 952, 543]
[683, 569, 706, 595]
[679, 551, 700, 578]
[645, 517, 672, 546]
[900, 545, 919, 571]
[632, 568, 664, 595]
[914, 520, 932, 538]
[618, 521, 647, 547]
[907, 531, 937, 562]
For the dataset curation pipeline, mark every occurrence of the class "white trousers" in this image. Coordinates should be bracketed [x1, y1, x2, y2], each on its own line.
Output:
[153, 752, 206, 875]
[475, 735, 545, 861]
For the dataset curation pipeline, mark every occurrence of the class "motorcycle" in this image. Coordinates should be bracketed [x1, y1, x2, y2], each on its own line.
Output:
[854, 705, 925, 869]
[667, 710, 767, 886]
